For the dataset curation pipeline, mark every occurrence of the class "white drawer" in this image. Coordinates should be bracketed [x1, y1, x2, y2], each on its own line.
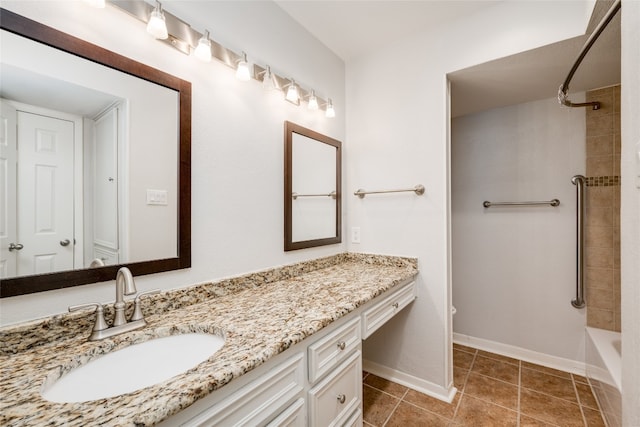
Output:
[343, 407, 363, 427]
[362, 280, 416, 339]
[308, 350, 362, 427]
[308, 317, 361, 383]
[266, 398, 305, 427]
[185, 353, 304, 426]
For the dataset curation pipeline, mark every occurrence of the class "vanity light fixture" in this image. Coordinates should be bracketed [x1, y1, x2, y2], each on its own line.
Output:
[103, 1, 336, 118]
[235, 52, 251, 81]
[307, 90, 319, 111]
[325, 98, 336, 118]
[146, 1, 168, 40]
[286, 80, 300, 104]
[261, 66, 276, 91]
[194, 30, 212, 62]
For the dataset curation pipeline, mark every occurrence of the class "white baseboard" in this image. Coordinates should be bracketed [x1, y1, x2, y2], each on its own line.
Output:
[453, 332, 586, 376]
[362, 359, 457, 403]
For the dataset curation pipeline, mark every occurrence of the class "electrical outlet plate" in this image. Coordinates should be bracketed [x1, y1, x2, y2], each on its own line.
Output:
[351, 227, 361, 244]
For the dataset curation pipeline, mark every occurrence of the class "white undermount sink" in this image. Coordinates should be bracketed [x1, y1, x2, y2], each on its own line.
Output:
[41, 333, 225, 403]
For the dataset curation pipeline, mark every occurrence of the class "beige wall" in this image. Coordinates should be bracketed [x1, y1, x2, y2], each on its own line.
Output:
[585, 84, 621, 331]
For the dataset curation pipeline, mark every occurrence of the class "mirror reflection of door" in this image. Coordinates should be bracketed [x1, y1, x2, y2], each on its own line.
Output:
[92, 107, 120, 266]
[1, 100, 76, 276]
[0, 98, 124, 279]
[0, 101, 18, 277]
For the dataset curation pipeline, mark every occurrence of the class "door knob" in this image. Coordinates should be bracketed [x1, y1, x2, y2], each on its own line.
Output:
[8, 243, 24, 251]
[60, 239, 71, 247]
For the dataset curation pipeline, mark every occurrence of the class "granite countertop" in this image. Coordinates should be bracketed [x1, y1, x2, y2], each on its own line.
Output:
[0, 253, 417, 426]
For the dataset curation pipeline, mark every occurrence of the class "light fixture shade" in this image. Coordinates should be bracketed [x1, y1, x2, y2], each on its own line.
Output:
[262, 66, 276, 91]
[325, 99, 336, 118]
[236, 53, 251, 81]
[286, 81, 300, 103]
[308, 90, 319, 111]
[147, 5, 168, 40]
[194, 31, 212, 62]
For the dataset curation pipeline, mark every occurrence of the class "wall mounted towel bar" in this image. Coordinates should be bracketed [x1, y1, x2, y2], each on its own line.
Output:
[292, 191, 336, 200]
[354, 184, 425, 199]
[483, 199, 560, 208]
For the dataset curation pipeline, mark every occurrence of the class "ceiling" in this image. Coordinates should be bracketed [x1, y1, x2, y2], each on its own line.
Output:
[449, 9, 620, 117]
[1, 64, 120, 118]
[276, 0, 621, 117]
[275, 0, 502, 61]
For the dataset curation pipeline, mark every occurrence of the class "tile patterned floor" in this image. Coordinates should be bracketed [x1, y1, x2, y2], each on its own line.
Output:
[362, 344, 606, 427]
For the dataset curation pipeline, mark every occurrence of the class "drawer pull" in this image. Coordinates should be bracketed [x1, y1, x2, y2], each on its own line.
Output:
[337, 394, 346, 404]
[337, 341, 346, 350]
[392, 302, 399, 309]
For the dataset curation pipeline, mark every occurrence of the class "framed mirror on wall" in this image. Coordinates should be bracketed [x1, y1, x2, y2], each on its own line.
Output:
[0, 9, 191, 297]
[284, 121, 341, 251]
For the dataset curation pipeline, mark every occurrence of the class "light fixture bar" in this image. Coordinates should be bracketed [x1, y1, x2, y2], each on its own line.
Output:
[108, 0, 334, 116]
[254, 65, 328, 109]
[110, 0, 242, 66]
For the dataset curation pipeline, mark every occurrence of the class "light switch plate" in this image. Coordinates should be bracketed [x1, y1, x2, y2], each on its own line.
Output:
[146, 189, 168, 205]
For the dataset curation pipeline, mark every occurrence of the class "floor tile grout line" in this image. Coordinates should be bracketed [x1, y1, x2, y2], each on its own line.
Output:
[516, 360, 521, 427]
[450, 349, 476, 422]
[468, 370, 520, 387]
[381, 389, 407, 427]
[572, 374, 590, 426]
[362, 382, 408, 401]
[519, 383, 584, 406]
[398, 394, 457, 422]
[585, 376, 608, 423]
[366, 347, 605, 427]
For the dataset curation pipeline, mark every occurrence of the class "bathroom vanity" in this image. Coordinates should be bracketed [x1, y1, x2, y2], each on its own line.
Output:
[0, 253, 417, 426]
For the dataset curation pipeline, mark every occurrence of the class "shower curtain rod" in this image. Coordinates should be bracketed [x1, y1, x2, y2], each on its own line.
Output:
[558, 0, 621, 110]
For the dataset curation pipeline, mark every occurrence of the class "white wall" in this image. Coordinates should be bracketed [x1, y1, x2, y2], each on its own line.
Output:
[620, 0, 640, 424]
[347, 1, 594, 396]
[451, 96, 586, 365]
[0, 1, 345, 325]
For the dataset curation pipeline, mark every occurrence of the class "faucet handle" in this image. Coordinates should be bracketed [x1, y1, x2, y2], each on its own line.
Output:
[69, 303, 109, 332]
[130, 289, 160, 322]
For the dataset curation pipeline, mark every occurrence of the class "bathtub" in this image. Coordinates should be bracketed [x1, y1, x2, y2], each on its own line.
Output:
[586, 327, 622, 427]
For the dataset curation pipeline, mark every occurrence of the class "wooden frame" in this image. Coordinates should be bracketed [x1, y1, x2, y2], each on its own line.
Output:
[0, 9, 191, 297]
[284, 121, 341, 251]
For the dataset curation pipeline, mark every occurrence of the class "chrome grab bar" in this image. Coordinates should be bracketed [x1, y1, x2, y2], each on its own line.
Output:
[571, 175, 586, 308]
[354, 184, 425, 199]
[483, 199, 560, 208]
[292, 191, 336, 200]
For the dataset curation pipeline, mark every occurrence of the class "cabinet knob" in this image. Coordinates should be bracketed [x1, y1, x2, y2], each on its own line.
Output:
[337, 394, 346, 404]
[392, 302, 399, 309]
[337, 341, 346, 350]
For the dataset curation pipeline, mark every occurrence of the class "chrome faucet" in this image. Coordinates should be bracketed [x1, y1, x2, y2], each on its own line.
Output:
[69, 267, 160, 341]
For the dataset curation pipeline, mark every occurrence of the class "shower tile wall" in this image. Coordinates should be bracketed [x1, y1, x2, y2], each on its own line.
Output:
[585, 84, 621, 332]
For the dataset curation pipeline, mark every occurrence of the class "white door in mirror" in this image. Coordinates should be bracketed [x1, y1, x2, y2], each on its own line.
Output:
[41, 333, 225, 403]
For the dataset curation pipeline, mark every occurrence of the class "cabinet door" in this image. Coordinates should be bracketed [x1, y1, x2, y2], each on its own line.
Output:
[308, 350, 362, 427]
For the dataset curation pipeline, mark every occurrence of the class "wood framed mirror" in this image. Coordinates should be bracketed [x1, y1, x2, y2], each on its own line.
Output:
[0, 9, 191, 297]
[284, 121, 341, 251]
